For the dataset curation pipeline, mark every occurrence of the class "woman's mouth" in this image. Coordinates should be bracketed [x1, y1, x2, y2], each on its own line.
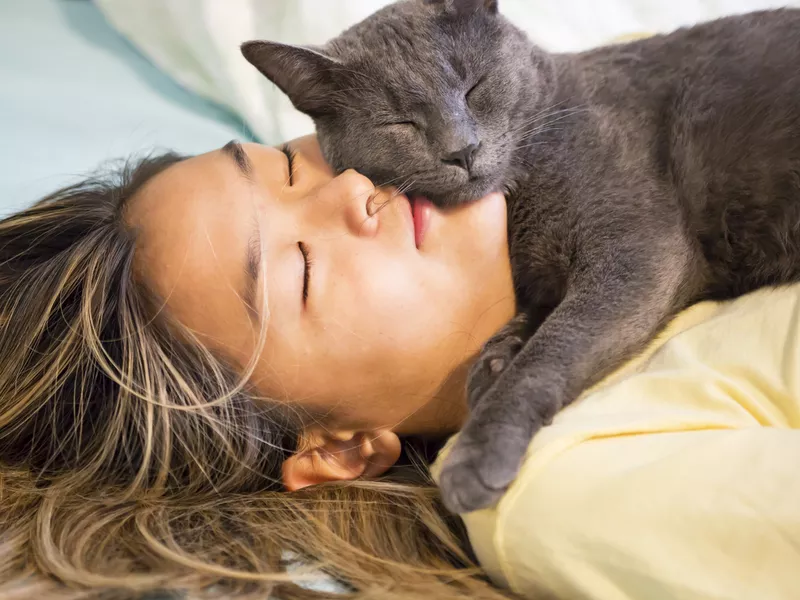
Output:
[411, 195, 432, 249]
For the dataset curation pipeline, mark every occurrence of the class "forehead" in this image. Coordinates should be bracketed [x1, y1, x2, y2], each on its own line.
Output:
[332, 5, 490, 95]
[127, 152, 256, 350]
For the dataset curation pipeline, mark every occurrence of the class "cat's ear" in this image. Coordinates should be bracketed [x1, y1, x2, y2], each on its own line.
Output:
[424, 0, 499, 15]
[241, 41, 344, 117]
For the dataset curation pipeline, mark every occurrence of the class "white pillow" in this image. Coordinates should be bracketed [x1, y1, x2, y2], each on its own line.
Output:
[94, 0, 799, 145]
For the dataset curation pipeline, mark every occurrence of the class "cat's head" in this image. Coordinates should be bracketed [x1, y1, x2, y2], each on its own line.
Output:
[242, 0, 551, 206]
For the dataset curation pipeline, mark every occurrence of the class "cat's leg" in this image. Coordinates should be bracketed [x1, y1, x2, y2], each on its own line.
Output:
[438, 233, 694, 514]
[466, 307, 551, 409]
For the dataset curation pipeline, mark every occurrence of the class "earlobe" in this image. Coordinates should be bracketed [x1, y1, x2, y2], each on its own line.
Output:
[282, 429, 401, 492]
[240, 41, 345, 117]
[282, 444, 362, 492]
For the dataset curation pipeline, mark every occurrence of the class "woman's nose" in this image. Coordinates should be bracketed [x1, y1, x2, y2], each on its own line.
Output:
[317, 169, 378, 238]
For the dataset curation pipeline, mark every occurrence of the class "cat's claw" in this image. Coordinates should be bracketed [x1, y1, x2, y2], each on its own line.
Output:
[438, 313, 539, 514]
[466, 312, 531, 408]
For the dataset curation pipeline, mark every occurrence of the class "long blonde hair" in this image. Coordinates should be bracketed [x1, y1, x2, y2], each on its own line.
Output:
[0, 154, 515, 599]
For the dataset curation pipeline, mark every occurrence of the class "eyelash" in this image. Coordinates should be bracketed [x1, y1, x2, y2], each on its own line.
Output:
[281, 143, 297, 185]
[298, 241, 313, 304]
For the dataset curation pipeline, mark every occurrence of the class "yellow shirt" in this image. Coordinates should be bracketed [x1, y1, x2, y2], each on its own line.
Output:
[433, 284, 800, 600]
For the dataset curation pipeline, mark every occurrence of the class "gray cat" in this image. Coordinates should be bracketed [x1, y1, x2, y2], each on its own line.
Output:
[242, 0, 800, 513]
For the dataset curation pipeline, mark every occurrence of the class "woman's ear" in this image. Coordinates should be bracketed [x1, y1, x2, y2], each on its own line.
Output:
[282, 428, 401, 492]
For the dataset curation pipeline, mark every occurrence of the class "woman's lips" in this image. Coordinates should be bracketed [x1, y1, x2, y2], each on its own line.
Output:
[412, 195, 432, 249]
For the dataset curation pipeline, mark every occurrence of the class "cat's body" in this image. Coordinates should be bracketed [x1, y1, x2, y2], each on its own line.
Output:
[510, 14, 800, 307]
[243, 1, 800, 513]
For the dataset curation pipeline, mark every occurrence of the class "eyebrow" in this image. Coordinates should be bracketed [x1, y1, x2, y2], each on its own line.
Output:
[242, 221, 262, 323]
[222, 139, 260, 322]
[221, 139, 253, 178]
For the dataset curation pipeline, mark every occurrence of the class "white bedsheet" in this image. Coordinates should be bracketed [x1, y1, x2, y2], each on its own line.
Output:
[94, 0, 798, 146]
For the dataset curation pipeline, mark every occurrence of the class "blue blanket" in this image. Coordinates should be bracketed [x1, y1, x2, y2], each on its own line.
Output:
[0, 0, 251, 215]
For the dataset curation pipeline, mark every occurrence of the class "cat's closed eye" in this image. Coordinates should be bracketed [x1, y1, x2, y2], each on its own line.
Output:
[384, 120, 419, 130]
[466, 77, 486, 108]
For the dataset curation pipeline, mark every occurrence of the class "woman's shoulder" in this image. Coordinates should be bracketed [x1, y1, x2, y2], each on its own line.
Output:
[432, 283, 800, 598]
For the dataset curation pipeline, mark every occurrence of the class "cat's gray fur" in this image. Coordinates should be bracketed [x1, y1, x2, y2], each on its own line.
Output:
[242, 0, 800, 513]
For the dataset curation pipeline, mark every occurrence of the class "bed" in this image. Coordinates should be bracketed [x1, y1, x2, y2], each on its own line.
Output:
[2, 1, 798, 597]
[0, 0, 250, 216]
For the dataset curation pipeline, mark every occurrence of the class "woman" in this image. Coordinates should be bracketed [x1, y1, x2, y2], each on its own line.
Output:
[0, 135, 517, 599]
[3, 136, 799, 600]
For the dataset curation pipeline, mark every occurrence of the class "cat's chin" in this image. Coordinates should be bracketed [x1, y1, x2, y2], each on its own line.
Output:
[419, 177, 502, 208]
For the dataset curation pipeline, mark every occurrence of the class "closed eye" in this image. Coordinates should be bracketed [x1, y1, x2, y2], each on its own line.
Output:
[281, 143, 297, 185]
[298, 241, 312, 305]
[466, 77, 486, 103]
[384, 120, 418, 129]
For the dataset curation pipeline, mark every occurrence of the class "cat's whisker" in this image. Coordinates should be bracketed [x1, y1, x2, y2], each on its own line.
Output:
[505, 113, 587, 147]
[500, 106, 588, 141]
[511, 125, 567, 144]
[512, 126, 559, 141]
[507, 114, 584, 140]
[499, 104, 570, 139]
[500, 106, 577, 137]
[376, 173, 414, 188]
[396, 179, 417, 197]
[527, 98, 569, 117]
[512, 141, 558, 152]
[365, 175, 418, 217]
[390, 177, 417, 199]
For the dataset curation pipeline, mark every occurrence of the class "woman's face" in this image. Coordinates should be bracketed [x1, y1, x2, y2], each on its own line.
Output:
[128, 136, 514, 437]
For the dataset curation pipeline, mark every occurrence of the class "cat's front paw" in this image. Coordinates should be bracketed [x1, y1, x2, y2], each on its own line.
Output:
[438, 407, 540, 514]
[467, 312, 531, 408]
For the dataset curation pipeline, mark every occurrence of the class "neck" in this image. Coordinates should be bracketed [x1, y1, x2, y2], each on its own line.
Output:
[393, 359, 472, 437]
